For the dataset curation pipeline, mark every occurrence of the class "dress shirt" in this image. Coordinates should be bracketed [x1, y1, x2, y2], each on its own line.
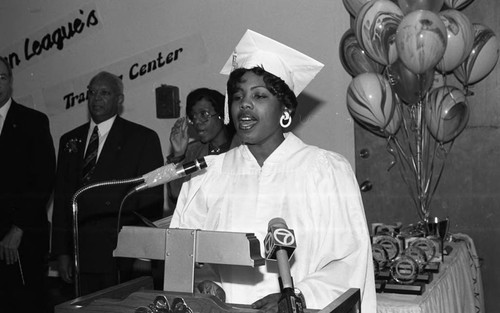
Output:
[0, 98, 12, 136]
[85, 115, 116, 160]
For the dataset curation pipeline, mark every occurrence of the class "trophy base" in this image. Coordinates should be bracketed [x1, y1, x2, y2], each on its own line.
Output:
[416, 272, 433, 284]
[383, 281, 425, 295]
[375, 279, 386, 293]
[376, 270, 391, 281]
[424, 262, 440, 273]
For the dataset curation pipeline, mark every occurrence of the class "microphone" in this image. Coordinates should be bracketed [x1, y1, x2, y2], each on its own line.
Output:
[134, 157, 207, 191]
[263, 218, 304, 313]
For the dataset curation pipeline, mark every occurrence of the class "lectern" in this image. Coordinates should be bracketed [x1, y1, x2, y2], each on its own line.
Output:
[112, 226, 265, 293]
[55, 226, 361, 313]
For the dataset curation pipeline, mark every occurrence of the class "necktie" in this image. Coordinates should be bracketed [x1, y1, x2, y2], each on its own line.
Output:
[0, 114, 3, 135]
[82, 126, 99, 183]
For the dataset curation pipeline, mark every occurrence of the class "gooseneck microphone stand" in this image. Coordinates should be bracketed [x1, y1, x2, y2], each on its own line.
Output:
[71, 177, 143, 298]
[71, 157, 208, 297]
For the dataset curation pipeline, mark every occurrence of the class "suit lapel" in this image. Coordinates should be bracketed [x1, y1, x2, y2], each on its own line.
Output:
[0, 101, 20, 143]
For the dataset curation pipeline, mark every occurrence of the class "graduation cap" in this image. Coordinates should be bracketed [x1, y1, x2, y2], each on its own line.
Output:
[220, 29, 324, 124]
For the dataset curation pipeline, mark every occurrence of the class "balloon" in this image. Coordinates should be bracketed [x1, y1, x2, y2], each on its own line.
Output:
[340, 29, 386, 77]
[343, 0, 372, 17]
[354, 0, 403, 65]
[425, 86, 469, 143]
[396, 10, 447, 74]
[397, 0, 444, 15]
[346, 73, 398, 136]
[386, 58, 434, 104]
[436, 9, 474, 73]
[385, 98, 403, 136]
[344, 0, 400, 17]
[454, 23, 500, 86]
[443, 0, 475, 10]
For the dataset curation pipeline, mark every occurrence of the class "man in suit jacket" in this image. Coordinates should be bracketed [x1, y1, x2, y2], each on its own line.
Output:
[0, 57, 56, 312]
[51, 71, 164, 296]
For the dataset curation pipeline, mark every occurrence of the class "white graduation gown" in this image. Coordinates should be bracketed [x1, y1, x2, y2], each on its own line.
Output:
[171, 133, 376, 312]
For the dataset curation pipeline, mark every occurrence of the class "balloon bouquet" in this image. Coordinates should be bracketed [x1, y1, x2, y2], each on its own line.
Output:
[342, 0, 499, 224]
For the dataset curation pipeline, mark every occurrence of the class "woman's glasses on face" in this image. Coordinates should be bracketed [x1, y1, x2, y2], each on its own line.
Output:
[188, 111, 219, 125]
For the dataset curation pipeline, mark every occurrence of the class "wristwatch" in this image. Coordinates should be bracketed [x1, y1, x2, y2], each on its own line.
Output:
[294, 288, 307, 308]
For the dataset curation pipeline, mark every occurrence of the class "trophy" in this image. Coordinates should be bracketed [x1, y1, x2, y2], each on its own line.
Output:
[372, 234, 404, 262]
[407, 236, 440, 272]
[426, 217, 450, 261]
[385, 252, 426, 295]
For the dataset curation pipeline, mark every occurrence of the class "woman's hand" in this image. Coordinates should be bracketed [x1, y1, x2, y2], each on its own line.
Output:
[251, 293, 281, 313]
[57, 254, 73, 283]
[169, 117, 189, 157]
[196, 280, 226, 303]
[0, 225, 23, 265]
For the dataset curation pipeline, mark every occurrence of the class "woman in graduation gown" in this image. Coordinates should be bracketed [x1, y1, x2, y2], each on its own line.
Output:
[170, 30, 376, 313]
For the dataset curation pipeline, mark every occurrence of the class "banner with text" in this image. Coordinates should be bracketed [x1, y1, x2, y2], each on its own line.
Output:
[0, 3, 103, 72]
[43, 33, 207, 116]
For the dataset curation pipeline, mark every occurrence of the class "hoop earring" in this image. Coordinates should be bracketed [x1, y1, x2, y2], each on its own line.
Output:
[280, 111, 292, 128]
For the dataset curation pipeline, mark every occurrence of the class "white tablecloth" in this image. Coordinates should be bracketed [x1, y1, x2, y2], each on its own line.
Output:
[377, 233, 484, 313]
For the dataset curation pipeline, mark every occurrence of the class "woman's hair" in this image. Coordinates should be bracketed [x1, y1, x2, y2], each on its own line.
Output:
[227, 66, 298, 116]
[186, 88, 225, 119]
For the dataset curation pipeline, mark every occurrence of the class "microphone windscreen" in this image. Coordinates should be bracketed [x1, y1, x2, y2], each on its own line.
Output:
[268, 217, 287, 229]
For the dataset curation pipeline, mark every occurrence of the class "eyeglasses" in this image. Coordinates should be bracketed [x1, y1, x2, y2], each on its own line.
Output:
[188, 111, 219, 124]
[87, 88, 114, 98]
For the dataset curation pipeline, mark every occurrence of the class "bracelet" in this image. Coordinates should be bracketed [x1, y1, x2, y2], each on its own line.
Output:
[166, 154, 185, 164]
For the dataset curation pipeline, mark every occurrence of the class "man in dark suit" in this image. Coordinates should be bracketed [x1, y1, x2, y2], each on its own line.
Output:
[51, 71, 164, 296]
[0, 57, 56, 313]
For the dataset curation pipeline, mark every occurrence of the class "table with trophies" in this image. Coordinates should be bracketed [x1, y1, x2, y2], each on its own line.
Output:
[371, 222, 484, 313]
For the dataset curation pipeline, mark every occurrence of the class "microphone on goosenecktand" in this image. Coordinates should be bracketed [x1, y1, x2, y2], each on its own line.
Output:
[263, 217, 305, 313]
[134, 157, 208, 192]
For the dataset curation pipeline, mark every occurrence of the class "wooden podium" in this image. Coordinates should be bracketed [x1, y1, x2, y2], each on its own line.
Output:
[55, 226, 360, 313]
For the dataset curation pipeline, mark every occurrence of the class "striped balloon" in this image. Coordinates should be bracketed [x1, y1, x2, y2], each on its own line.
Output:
[436, 9, 474, 73]
[398, 0, 444, 15]
[396, 10, 447, 74]
[354, 0, 403, 65]
[347, 73, 398, 136]
[339, 29, 386, 77]
[454, 23, 500, 86]
[425, 86, 469, 143]
[443, 0, 475, 10]
[385, 98, 403, 136]
[343, 0, 373, 17]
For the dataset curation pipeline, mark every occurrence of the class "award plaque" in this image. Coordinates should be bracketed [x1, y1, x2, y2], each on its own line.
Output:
[408, 237, 436, 263]
[385, 255, 425, 295]
[372, 243, 389, 270]
[371, 222, 402, 236]
[404, 245, 433, 283]
[373, 258, 380, 276]
[404, 245, 428, 269]
[408, 236, 441, 272]
[390, 255, 419, 285]
[373, 235, 403, 261]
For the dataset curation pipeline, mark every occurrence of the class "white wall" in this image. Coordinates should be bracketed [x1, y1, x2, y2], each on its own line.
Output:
[0, 0, 355, 166]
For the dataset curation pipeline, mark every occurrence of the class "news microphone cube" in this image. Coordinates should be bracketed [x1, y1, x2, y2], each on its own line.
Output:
[264, 225, 297, 260]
